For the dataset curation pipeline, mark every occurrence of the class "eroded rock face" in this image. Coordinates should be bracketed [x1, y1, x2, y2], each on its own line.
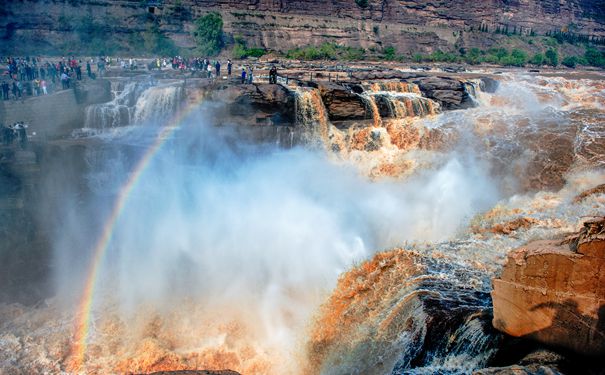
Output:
[2, 0, 604, 55]
[413, 76, 475, 110]
[316, 81, 368, 121]
[491, 220, 605, 357]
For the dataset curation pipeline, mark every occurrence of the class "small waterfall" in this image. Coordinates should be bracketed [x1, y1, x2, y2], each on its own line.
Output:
[83, 81, 183, 131]
[294, 87, 331, 144]
[364, 81, 440, 119]
[133, 85, 184, 125]
[84, 81, 152, 129]
[360, 93, 384, 127]
[463, 80, 481, 106]
[369, 81, 422, 95]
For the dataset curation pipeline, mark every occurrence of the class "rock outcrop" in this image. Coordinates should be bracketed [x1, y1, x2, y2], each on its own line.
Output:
[413, 76, 476, 110]
[1, 0, 604, 55]
[315, 81, 368, 121]
[491, 218, 605, 357]
[209, 82, 295, 125]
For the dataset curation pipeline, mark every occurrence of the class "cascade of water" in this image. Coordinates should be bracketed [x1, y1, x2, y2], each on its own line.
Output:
[84, 81, 153, 129]
[293, 87, 331, 144]
[364, 81, 440, 119]
[132, 84, 184, 125]
[359, 93, 384, 127]
[369, 82, 422, 95]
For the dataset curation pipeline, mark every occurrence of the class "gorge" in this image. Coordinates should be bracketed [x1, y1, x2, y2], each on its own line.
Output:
[0, 61, 604, 374]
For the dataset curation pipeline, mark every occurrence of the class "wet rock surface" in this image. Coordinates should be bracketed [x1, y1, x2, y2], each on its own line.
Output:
[413, 76, 476, 110]
[491, 218, 605, 357]
[316, 81, 368, 121]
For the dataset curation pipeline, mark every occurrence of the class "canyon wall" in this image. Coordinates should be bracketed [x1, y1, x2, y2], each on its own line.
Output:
[1, 0, 604, 54]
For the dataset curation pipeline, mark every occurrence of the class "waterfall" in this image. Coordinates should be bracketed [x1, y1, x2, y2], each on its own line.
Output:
[293, 87, 331, 144]
[365, 82, 440, 119]
[133, 85, 183, 125]
[84, 81, 152, 129]
[83, 81, 183, 131]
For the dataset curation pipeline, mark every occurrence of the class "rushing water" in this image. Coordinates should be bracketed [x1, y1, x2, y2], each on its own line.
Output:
[1, 71, 604, 375]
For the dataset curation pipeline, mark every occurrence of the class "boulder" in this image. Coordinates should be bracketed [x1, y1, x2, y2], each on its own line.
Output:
[413, 76, 475, 110]
[316, 82, 368, 121]
[491, 219, 605, 357]
[210, 83, 295, 124]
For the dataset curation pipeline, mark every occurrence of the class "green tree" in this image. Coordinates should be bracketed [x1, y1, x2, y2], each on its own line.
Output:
[465, 47, 482, 64]
[509, 48, 528, 66]
[545, 48, 558, 66]
[383, 46, 396, 60]
[355, 0, 369, 8]
[585, 48, 605, 68]
[561, 56, 578, 68]
[193, 12, 224, 56]
[530, 53, 544, 65]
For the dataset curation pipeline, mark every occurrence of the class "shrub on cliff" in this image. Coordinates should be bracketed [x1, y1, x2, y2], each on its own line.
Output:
[383, 46, 396, 60]
[584, 48, 605, 68]
[530, 53, 545, 65]
[193, 12, 224, 56]
[545, 48, 559, 66]
[562, 56, 578, 68]
[355, 0, 369, 8]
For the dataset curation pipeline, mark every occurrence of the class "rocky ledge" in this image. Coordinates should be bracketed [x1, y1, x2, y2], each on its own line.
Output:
[491, 217, 605, 357]
[201, 74, 497, 126]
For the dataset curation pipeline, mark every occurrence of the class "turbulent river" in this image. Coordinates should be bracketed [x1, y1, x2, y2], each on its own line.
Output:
[1, 70, 604, 374]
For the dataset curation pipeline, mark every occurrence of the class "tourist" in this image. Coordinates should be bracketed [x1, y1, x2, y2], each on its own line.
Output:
[14, 122, 27, 149]
[215, 60, 221, 77]
[41, 79, 47, 95]
[33, 79, 40, 96]
[241, 67, 247, 84]
[227, 59, 232, 76]
[247, 66, 253, 84]
[207, 63, 212, 79]
[86, 60, 92, 78]
[61, 71, 70, 89]
[269, 65, 277, 84]
[2, 81, 9, 100]
[2, 123, 14, 145]
[14, 80, 22, 99]
[76, 63, 82, 80]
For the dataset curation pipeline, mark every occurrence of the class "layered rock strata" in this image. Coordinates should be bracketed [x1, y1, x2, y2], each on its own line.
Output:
[491, 218, 605, 357]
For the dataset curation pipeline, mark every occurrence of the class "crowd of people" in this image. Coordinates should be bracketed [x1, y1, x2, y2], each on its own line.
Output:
[148, 56, 279, 84]
[1, 122, 28, 149]
[1, 56, 111, 101]
[1, 54, 280, 102]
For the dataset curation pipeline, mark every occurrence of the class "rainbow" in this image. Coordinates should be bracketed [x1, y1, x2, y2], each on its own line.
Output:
[68, 89, 202, 372]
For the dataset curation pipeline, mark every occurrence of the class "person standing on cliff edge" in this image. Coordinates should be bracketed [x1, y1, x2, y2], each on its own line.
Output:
[1, 81, 9, 100]
[269, 65, 277, 84]
[215, 60, 221, 78]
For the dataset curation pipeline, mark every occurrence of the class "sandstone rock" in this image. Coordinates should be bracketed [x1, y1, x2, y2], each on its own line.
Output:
[413, 77, 475, 110]
[316, 82, 368, 121]
[491, 225, 605, 357]
[474, 349, 565, 375]
[211, 83, 295, 124]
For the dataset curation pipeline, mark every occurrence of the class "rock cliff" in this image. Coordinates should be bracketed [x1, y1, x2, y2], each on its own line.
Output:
[1, 0, 604, 54]
[491, 218, 605, 357]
